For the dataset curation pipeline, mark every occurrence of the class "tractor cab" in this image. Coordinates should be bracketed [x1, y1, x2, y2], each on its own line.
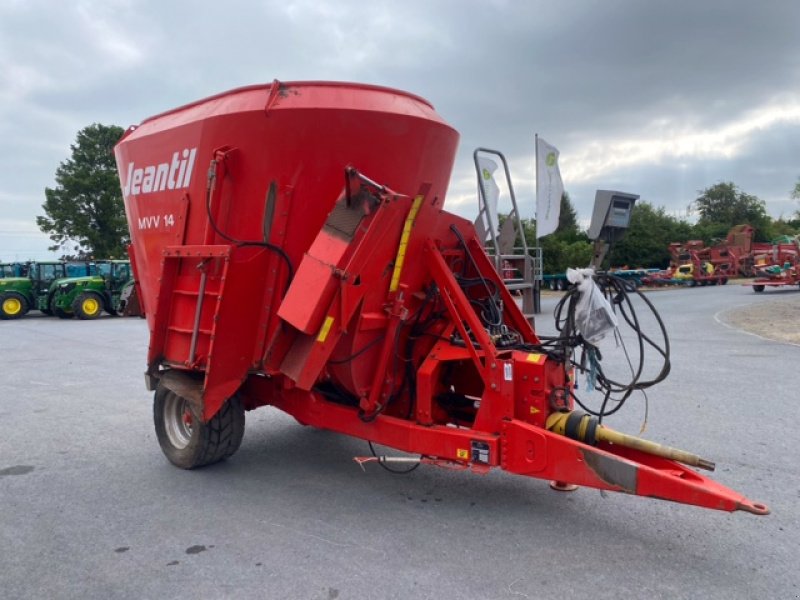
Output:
[96, 260, 132, 290]
[0, 263, 25, 278]
[34, 262, 68, 296]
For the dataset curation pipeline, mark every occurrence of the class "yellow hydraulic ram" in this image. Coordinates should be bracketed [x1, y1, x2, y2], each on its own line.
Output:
[546, 410, 716, 471]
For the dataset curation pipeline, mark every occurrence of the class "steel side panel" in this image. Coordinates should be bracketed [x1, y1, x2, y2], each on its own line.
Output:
[278, 252, 341, 335]
[279, 201, 408, 390]
[202, 247, 272, 420]
[117, 84, 460, 374]
[269, 388, 499, 464]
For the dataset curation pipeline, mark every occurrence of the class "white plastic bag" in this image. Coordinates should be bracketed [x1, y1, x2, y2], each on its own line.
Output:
[566, 267, 618, 345]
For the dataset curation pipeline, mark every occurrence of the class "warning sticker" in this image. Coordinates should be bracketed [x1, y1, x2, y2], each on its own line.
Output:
[456, 448, 469, 460]
[316, 316, 334, 343]
[471, 441, 490, 464]
[503, 363, 513, 381]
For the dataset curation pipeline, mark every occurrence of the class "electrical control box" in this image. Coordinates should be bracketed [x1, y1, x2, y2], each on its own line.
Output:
[587, 190, 638, 241]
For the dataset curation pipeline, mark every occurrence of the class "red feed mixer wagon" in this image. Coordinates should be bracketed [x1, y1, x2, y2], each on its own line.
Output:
[115, 80, 768, 515]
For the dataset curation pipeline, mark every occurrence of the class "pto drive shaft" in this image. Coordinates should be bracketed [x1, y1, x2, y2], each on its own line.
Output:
[546, 411, 716, 471]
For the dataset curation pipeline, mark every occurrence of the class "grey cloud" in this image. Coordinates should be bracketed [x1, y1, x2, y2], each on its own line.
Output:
[2, 0, 799, 260]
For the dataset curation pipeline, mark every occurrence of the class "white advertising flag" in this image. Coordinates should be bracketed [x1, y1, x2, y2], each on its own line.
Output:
[477, 156, 500, 236]
[536, 137, 563, 238]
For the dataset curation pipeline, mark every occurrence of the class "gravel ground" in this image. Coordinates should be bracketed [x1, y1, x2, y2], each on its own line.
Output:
[718, 295, 800, 345]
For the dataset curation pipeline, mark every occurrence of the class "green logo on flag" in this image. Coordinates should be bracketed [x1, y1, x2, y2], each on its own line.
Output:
[546, 152, 557, 167]
[482, 168, 491, 180]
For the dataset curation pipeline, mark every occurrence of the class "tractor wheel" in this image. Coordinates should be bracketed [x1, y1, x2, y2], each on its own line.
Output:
[50, 297, 72, 319]
[752, 285, 765, 293]
[153, 384, 245, 469]
[0, 292, 28, 320]
[73, 293, 103, 320]
[687, 280, 697, 288]
[54, 306, 73, 319]
[721, 278, 728, 285]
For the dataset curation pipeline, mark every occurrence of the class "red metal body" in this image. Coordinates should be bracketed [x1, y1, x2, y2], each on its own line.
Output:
[747, 233, 800, 292]
[665, 243, 733, 286]
[116, 80, 767, 514]
[664, 225, 800, 280]
[749, 257, 800, 292]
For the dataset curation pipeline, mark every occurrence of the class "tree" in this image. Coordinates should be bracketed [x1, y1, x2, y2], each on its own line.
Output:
[611, 202, 692, 268]
[525, 192, 592, 274]
[694, 182, 771, 242]
[770, 216, 800, 237]
[792, 178, 800, 222]
[555, 191, 581, 241]
[37, 124, 128, 258]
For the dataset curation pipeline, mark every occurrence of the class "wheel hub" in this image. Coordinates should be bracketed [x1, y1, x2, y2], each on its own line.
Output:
[164, 392, 194, 449]
[83, 298, 100, 315]
[3, 297, 21, 315]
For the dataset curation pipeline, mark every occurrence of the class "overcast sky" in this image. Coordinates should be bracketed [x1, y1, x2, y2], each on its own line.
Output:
[2, 0, 799, 260]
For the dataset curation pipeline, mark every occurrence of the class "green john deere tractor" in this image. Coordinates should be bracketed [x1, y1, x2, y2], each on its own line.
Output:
[50, 260, 133, 320]
[0, 261, 90, 319]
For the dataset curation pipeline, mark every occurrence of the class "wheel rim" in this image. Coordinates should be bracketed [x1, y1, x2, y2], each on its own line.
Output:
[82, 297, 100, 315]
[3, 297, 22, 315]
[164, 392, 194, 449]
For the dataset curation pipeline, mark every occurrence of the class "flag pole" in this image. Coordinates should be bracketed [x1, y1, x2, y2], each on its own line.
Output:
[534, 132, 539, 244]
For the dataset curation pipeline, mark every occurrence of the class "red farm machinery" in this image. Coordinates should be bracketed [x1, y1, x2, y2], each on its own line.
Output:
[115, 81, 768, 515]
[649, 238, 740, 287]
[645, 225, 800, 289]
[750, 235, 800, 292]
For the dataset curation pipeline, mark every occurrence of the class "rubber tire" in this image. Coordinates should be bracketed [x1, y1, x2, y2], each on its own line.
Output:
[0, 292, 28, 320]
[721, 278, 728, 285]
[752, 285, 765, 293]
[687, 280, 697, 288]
[73, 292, 103, 320]
[54, 306, 73, 319]
[50, 297, 72, 319]
[153, 384, 245, 469]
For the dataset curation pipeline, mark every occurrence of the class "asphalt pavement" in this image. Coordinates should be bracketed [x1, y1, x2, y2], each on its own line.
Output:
[1, 284, 798, 600]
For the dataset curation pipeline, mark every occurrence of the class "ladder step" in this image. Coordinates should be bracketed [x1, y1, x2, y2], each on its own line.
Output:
[505, 282, 534, 291]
